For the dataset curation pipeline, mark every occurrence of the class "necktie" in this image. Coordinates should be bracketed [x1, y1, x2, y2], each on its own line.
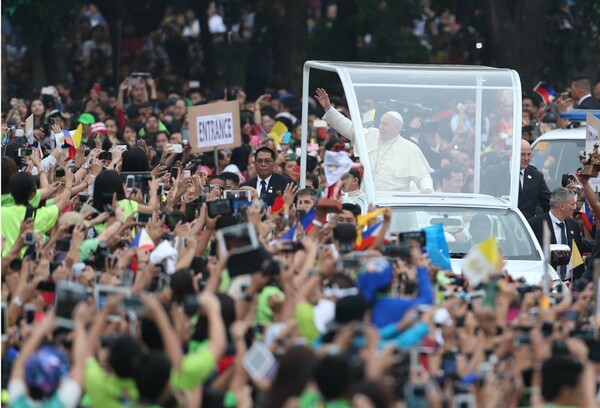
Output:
[260, 180, 267, 197]
[519, 170, 524, 192]
[558, 221, 567, 279]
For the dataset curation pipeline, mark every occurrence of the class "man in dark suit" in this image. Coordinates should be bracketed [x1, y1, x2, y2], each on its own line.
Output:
[528, 187, 592, 281]
[518, 139, 551, 220]
[240, 147, 294, 206]
[571, 76, 600, 110]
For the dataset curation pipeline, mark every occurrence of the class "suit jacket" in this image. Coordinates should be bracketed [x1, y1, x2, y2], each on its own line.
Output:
[518, 166, 551, 220]
[240, 172, 294, 206]
[528, 213, 593, 280]
[576, 96, 600, 110]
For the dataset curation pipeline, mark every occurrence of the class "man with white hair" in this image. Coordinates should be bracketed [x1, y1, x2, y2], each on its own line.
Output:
[315, 88, 433, 192]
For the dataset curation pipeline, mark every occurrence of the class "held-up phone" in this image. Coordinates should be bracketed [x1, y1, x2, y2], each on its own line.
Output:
[2, 301, 8, 342]
[126, 175, 135, 192]
[243, 340, 277, 381]
[24, 303, 36, 324]
[182, 128, 189, 144]
[37, 280, 56, 293]
[170, 167, 180, 180]
[98, 151, 112, 161]
[166, 144, 183, 154]
[224, 190, 252, 202]
[561, 174, 575, 187]
[49, 117, 56, 126]
[55, 239, 71, 252]
[216, 223, 259, 255]
[120, 294, 145, 313]
[54, 281, 87, 329]
[398, 231, 427, 247]
[78, 193, 90, 203]
[17, 148, 33, 157]
[137, 212, 153, 224]
[23, 232, 36, 246]
[183, 294, 200, 317]
[207, 199, 234, 218]
[94, 285, 131, 322]
[157, 183, 164, 196]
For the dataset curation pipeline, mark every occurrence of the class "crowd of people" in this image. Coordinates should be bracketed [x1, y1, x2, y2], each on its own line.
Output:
[1, 66, 600, 407]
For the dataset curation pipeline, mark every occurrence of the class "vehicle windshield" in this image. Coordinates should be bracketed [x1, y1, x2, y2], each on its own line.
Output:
[530, 138, 584, 191]
[389, 206, 540, 261]
[342, 66, 518, 198]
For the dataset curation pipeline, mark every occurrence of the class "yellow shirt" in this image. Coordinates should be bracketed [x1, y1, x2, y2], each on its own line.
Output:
[1, 204, 59, 256]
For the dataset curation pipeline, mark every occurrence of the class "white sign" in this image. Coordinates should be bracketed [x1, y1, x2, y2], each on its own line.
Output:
[196, 112, 235, 149]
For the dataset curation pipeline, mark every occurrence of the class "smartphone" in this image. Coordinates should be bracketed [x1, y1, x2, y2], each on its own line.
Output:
[23, 232, 36, 246]
[55, 167, 66, 178]
[94, 285, 131, 322]
[182, 128, 189, 144]
[183, 294, 200, 317]
[78, 193, 90, 203]
[216, 222, 259, 255]
[441, 352, 457, 376]
[37, 280, 56, 292]
[126, 175, 135, 192]
[54, 281, 87, 329]
[166, 144, 183, 154]
[398, 231, 427, 247]
[157, 273, 171, 291]
[1, 301, 7, 342]
[120, 294, 145, 313]
[117, 270, 133, 287]
[49, 117, 56, 126]
[224, 190, 252, 202]
[170, 167, 180, 180]
[98, 151, 112, 161]
[24, 303, 36, 324]
[243, 340, 277, 381]
[55, 239, 71, 252]
[207, 199, 234, 218]
[137, 212, 153, 224]
[483, 280, 498, 309]
[182, 170, 191, 179]
[18, 148, 33, 157]
[157, 183, 164, 196]
[513, 334, 532, 347]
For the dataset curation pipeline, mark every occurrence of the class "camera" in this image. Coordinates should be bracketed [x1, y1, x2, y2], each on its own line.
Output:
[561, 174, 575, 187]
[381, 243, 411, 262]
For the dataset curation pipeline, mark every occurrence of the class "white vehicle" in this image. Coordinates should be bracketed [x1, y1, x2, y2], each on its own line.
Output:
[531, 110, 600, 192]
[299, 61, 563, 287]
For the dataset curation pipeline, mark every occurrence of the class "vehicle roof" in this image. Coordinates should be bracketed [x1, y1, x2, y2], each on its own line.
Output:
[532, 127, 585, 142]
[375, 193, 512, 209]
[308, 61, 508, 72]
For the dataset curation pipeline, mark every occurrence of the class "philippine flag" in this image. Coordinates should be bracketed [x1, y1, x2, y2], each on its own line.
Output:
[355, 221, 384, 251]
[533, 82, 558, 106]
[580, 201, 594, 231]
[279, 205, 317, 241]
[129, 228, 156, 250]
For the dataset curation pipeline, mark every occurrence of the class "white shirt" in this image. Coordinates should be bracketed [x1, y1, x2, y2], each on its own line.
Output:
[256, 175, 272, 196]
[519, 169, 525, 189]
[342, 189, 368, 214]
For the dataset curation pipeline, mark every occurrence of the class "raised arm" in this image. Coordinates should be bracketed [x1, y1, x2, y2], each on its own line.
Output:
[315, 88, 356, 142]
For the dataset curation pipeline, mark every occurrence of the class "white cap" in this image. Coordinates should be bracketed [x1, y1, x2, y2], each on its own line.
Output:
[385, 111, 404, 126]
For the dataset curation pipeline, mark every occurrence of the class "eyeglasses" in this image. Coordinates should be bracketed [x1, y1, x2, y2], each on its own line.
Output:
[256, 159, 274, 165]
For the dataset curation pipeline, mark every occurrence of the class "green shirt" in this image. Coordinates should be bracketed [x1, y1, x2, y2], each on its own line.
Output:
[170, 346, 217, 391]
[295, 301, 320, 344]
[298, 391, 350, 408]
[1, 190, 41, 208]
[1, 204, 59, 256]
[94, 199, 139, 234]
[83, 358, 138, 408]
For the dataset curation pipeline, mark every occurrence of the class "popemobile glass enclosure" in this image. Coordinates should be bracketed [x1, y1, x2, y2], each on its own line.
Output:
[299, 61, 523, 207]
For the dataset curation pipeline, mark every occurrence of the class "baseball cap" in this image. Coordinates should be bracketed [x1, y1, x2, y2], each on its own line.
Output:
[25, 346, 69, 397]
[77, 113, 95, 125]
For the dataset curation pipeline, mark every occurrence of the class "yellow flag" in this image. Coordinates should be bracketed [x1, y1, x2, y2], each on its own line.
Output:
[479, 236, 500, 268]
[268, 121, 287, 146]
[356, 209, 386, 229]
[570, 241, 584, 268]
[72, 124, 83, 148]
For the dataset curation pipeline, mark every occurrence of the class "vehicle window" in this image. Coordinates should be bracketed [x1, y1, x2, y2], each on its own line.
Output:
[390, 207, 540, 261]
[531, 139, 584, 191]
